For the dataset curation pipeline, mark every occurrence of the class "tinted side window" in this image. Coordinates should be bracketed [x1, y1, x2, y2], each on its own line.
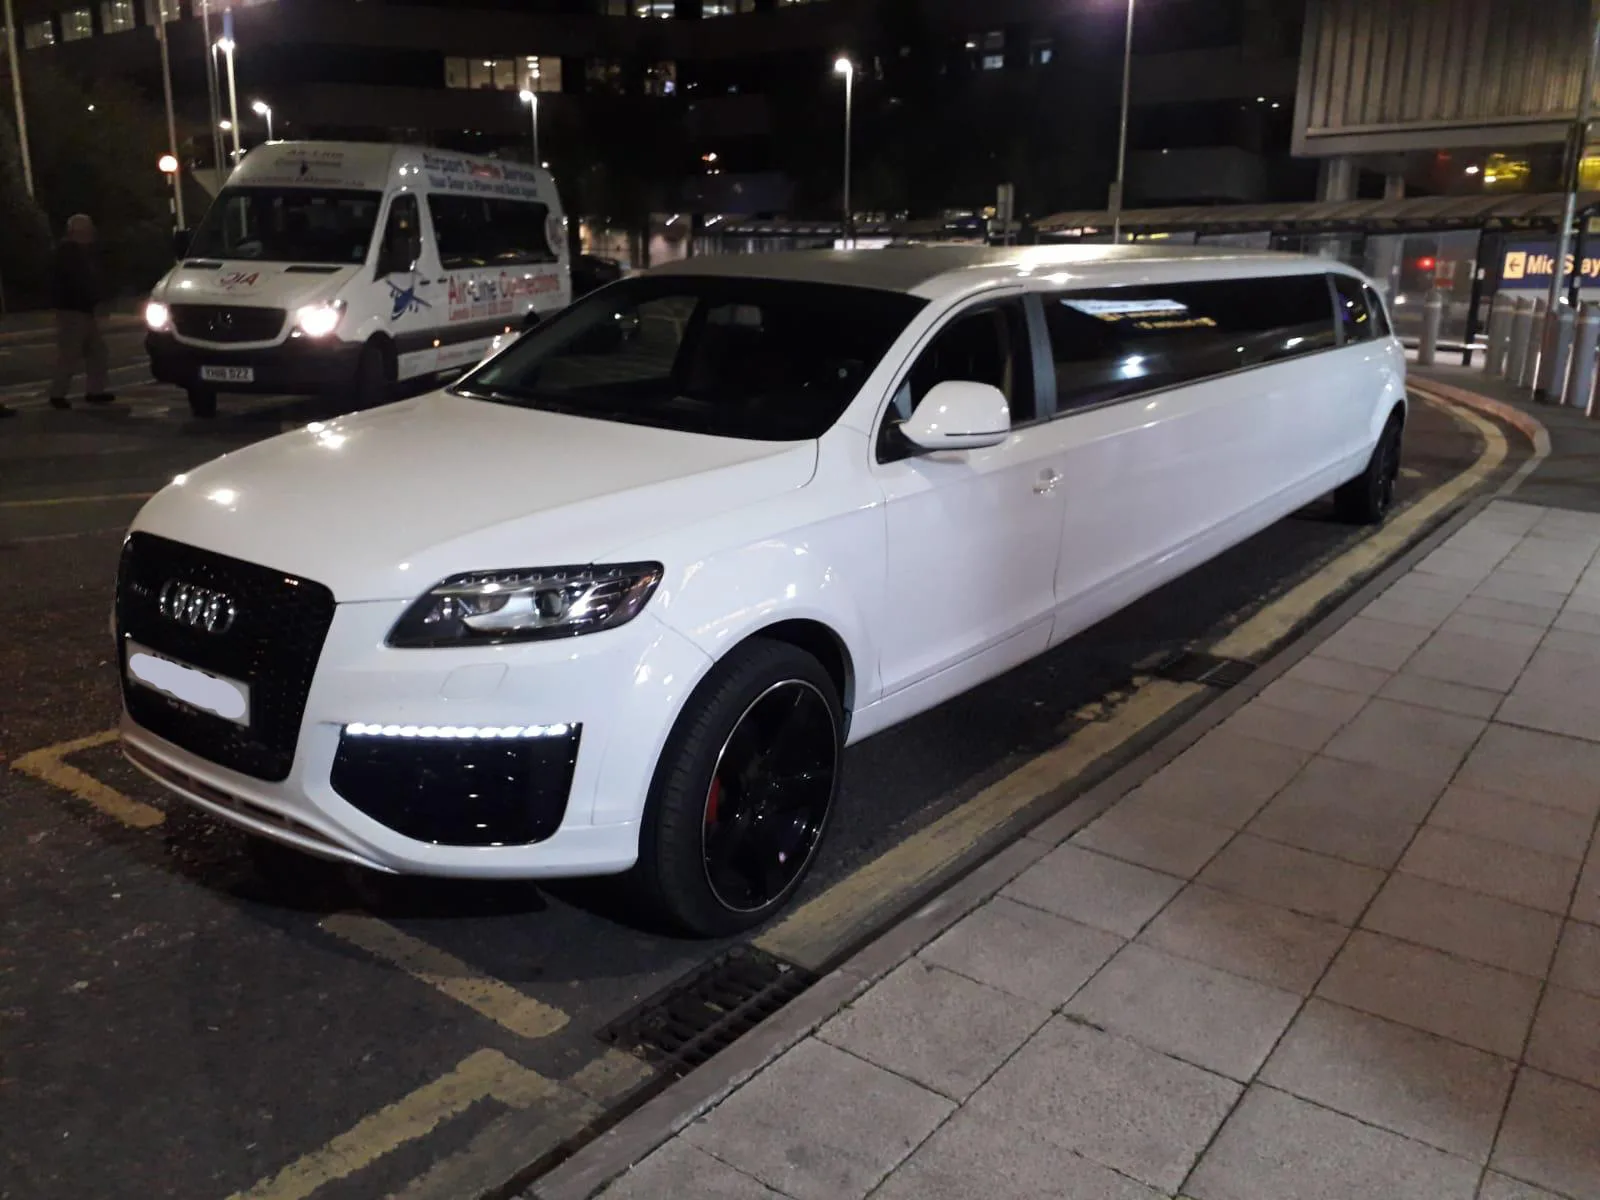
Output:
[427, 194, 556, 269]
[1363, 284, 1392, 338]
[1042, 276, 1338, 412]
[878, 301, 1034, 461]
[1333, 274, 1376, 344]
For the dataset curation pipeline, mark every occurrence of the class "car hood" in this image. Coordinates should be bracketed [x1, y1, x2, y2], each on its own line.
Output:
[131, 391, 819, 602]
[154, 261, 360, 310]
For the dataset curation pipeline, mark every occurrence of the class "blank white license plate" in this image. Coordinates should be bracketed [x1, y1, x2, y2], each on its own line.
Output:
[125, 642, 250, 726]
[199, 365, 254, 383]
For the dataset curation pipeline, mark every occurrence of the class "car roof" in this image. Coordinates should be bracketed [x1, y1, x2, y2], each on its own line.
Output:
[649, 244, 1356, 300]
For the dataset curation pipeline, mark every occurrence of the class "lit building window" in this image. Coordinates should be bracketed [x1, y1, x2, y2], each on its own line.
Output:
[704, 0, 753, 14]
[1030, 38, 1053, 66]
[144, 0, 180, 22]
[634, 0, 674, 17]
[23, 18, 54, 47]
[645, 60, 677, 95]
[101, 0, 135, 33]
[982, 54, 1004, 70]
[519, 55, 562, 94]
[61, 8, 93, 40]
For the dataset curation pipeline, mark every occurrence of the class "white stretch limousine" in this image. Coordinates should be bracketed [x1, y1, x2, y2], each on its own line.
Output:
[114, 245, 1405, 935]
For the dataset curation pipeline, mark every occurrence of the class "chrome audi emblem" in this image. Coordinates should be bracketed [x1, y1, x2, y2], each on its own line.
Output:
[158, 580, 237, 634]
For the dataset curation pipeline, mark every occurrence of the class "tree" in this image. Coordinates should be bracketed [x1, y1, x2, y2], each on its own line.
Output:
[0, 58, 171, 306]
[0, 107, 52, 310]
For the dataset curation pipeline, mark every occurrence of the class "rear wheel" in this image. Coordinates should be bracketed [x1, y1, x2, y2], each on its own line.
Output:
[1335, 411, 1403, 525]
[186, 387, 218, 419]
[630, 640, 842, 938]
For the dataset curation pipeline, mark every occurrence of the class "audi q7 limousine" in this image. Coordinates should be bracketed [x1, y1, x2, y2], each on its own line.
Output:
[115, 244, 1405, 935]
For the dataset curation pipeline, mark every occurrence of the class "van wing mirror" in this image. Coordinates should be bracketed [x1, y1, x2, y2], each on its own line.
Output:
[900, 380, 1012, 452]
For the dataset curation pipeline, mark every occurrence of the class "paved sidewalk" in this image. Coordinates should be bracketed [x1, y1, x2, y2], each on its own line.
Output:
[586, 499, 1600, 1200]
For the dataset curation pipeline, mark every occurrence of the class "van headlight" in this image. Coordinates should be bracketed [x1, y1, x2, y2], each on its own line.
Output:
[295, 301, 345, 338]
[387, 563, 664, 647]
[145, 300, 171, 332]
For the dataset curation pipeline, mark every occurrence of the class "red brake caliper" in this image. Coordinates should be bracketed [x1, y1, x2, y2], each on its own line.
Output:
[705, 775, 723, 826]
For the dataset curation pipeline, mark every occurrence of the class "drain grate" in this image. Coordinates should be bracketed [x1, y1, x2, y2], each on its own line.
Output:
[1149, 649, 1256, 689]
[598, 946, 818, 1078]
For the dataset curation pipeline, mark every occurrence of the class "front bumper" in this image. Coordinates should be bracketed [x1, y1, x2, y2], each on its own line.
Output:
[119, 601, 715, 878]
[146, 331, 362, 395]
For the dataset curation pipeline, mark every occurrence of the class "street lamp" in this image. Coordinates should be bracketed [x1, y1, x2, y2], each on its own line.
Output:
[834, 56, 854, 248]
[215, 36, 241, 163]
[1110, 0, 1135, 244]
[519, 89, 540, 168]
[252, 99, 274, 142]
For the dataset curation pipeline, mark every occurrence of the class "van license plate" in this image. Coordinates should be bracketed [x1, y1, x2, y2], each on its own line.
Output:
[199, 365, 254, 383]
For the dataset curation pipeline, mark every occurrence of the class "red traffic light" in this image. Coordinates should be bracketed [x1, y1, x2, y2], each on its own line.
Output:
[1416, 256, 1437, 271]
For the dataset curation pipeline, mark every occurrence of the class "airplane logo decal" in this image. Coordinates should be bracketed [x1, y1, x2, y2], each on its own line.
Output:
[386, 279, 432, 320]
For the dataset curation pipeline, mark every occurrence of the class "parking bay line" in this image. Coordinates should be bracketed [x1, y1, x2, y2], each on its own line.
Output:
[225, 1049, 560, 1200]
[320, 912, 571, 1040]
[757, 391, 1508, 970]
[9, 730, 165, 829]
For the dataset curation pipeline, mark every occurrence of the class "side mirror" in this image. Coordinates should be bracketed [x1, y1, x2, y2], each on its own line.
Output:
[900, 380, 1012, 452]
[172, 228, 193, 260]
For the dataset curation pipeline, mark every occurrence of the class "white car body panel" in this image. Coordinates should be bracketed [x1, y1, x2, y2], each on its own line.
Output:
[119, 244, 1405, 879]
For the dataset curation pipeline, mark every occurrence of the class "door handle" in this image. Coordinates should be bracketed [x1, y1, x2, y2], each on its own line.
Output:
[1033, 469, 1061, 495]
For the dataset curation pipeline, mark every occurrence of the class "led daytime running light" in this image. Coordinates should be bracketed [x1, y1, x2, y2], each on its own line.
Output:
[344, 722, 572, 740]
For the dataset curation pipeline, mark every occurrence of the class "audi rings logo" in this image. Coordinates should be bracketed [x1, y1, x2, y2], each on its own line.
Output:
[158, 580, 237, 634]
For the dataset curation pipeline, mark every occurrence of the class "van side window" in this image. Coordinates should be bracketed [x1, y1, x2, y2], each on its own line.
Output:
[1363, 283, 1393, 338]
[1042, 276, 1338, 412]
[1332, 275, 1376, 344]
[377, 194, 422, 276]
[427, 195, 558, 269]
[878, 301, 1034, 462]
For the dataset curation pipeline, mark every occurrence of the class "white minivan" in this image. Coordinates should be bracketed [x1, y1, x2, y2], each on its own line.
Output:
[144, 141, 572, 417]
[115, 246, 1405, 935]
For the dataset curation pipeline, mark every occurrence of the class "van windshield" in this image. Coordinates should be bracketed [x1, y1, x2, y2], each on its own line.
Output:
[455, 275, 927, 442]
[186, 187, 383, 265]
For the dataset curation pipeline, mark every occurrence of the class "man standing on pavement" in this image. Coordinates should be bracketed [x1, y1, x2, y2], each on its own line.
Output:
[48, 213, 115, 411]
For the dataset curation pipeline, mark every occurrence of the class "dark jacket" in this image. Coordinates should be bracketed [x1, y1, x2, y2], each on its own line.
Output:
[52, 240, 103, 313]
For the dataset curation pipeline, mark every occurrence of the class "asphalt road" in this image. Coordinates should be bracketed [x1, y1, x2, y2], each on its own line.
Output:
[0, 378, 1511, 1200]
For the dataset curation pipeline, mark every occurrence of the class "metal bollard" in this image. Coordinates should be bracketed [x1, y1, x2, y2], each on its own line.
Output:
[1517, 297, 1548, 389]
[1538, 303, 1578, 404]
[1417, 290, 1444, 365]
[1487, 294, 1515, 377]
[1507, 296, 1537, 387]
[1573, 303, 1600, 415]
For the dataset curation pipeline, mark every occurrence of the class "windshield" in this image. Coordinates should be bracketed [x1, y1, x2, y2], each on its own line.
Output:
[187, 187, 383, 265]
[456, 275, 927, 441]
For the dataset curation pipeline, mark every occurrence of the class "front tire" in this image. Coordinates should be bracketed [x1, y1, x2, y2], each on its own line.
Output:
[352, 340, 394, 410]
[1334, 412, 1403, 525]
[186, 387, 218, 419]
[631, 640, 843, 938]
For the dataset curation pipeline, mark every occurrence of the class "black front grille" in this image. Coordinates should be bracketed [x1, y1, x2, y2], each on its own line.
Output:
[170, 303, 286, 344]
[330, 728, 580, 845]
[116, 533, 336, 781]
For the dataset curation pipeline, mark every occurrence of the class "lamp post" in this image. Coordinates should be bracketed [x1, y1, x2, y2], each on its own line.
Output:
[159, 154, 181, 232]
[1110, 0, 1135, 244]
[2, 0, 32, 196]
[1547, 15, 1600, 328]
[157, 13, 183, 227]
[518, 89, 540, 166]
[216, 36, 241, 164]
[834, 56, 854, 248]
[252, 99, 274, 143]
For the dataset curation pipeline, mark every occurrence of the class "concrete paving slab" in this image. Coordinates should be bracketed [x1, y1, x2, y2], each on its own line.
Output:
[1136, 884, 1348, 995]
[917, 896, 1124, 1009]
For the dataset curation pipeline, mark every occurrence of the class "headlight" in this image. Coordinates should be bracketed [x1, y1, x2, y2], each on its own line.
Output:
[295, 301, 344, 338]
[145, 300, 171, 331]
[387, 563, 664, 648]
